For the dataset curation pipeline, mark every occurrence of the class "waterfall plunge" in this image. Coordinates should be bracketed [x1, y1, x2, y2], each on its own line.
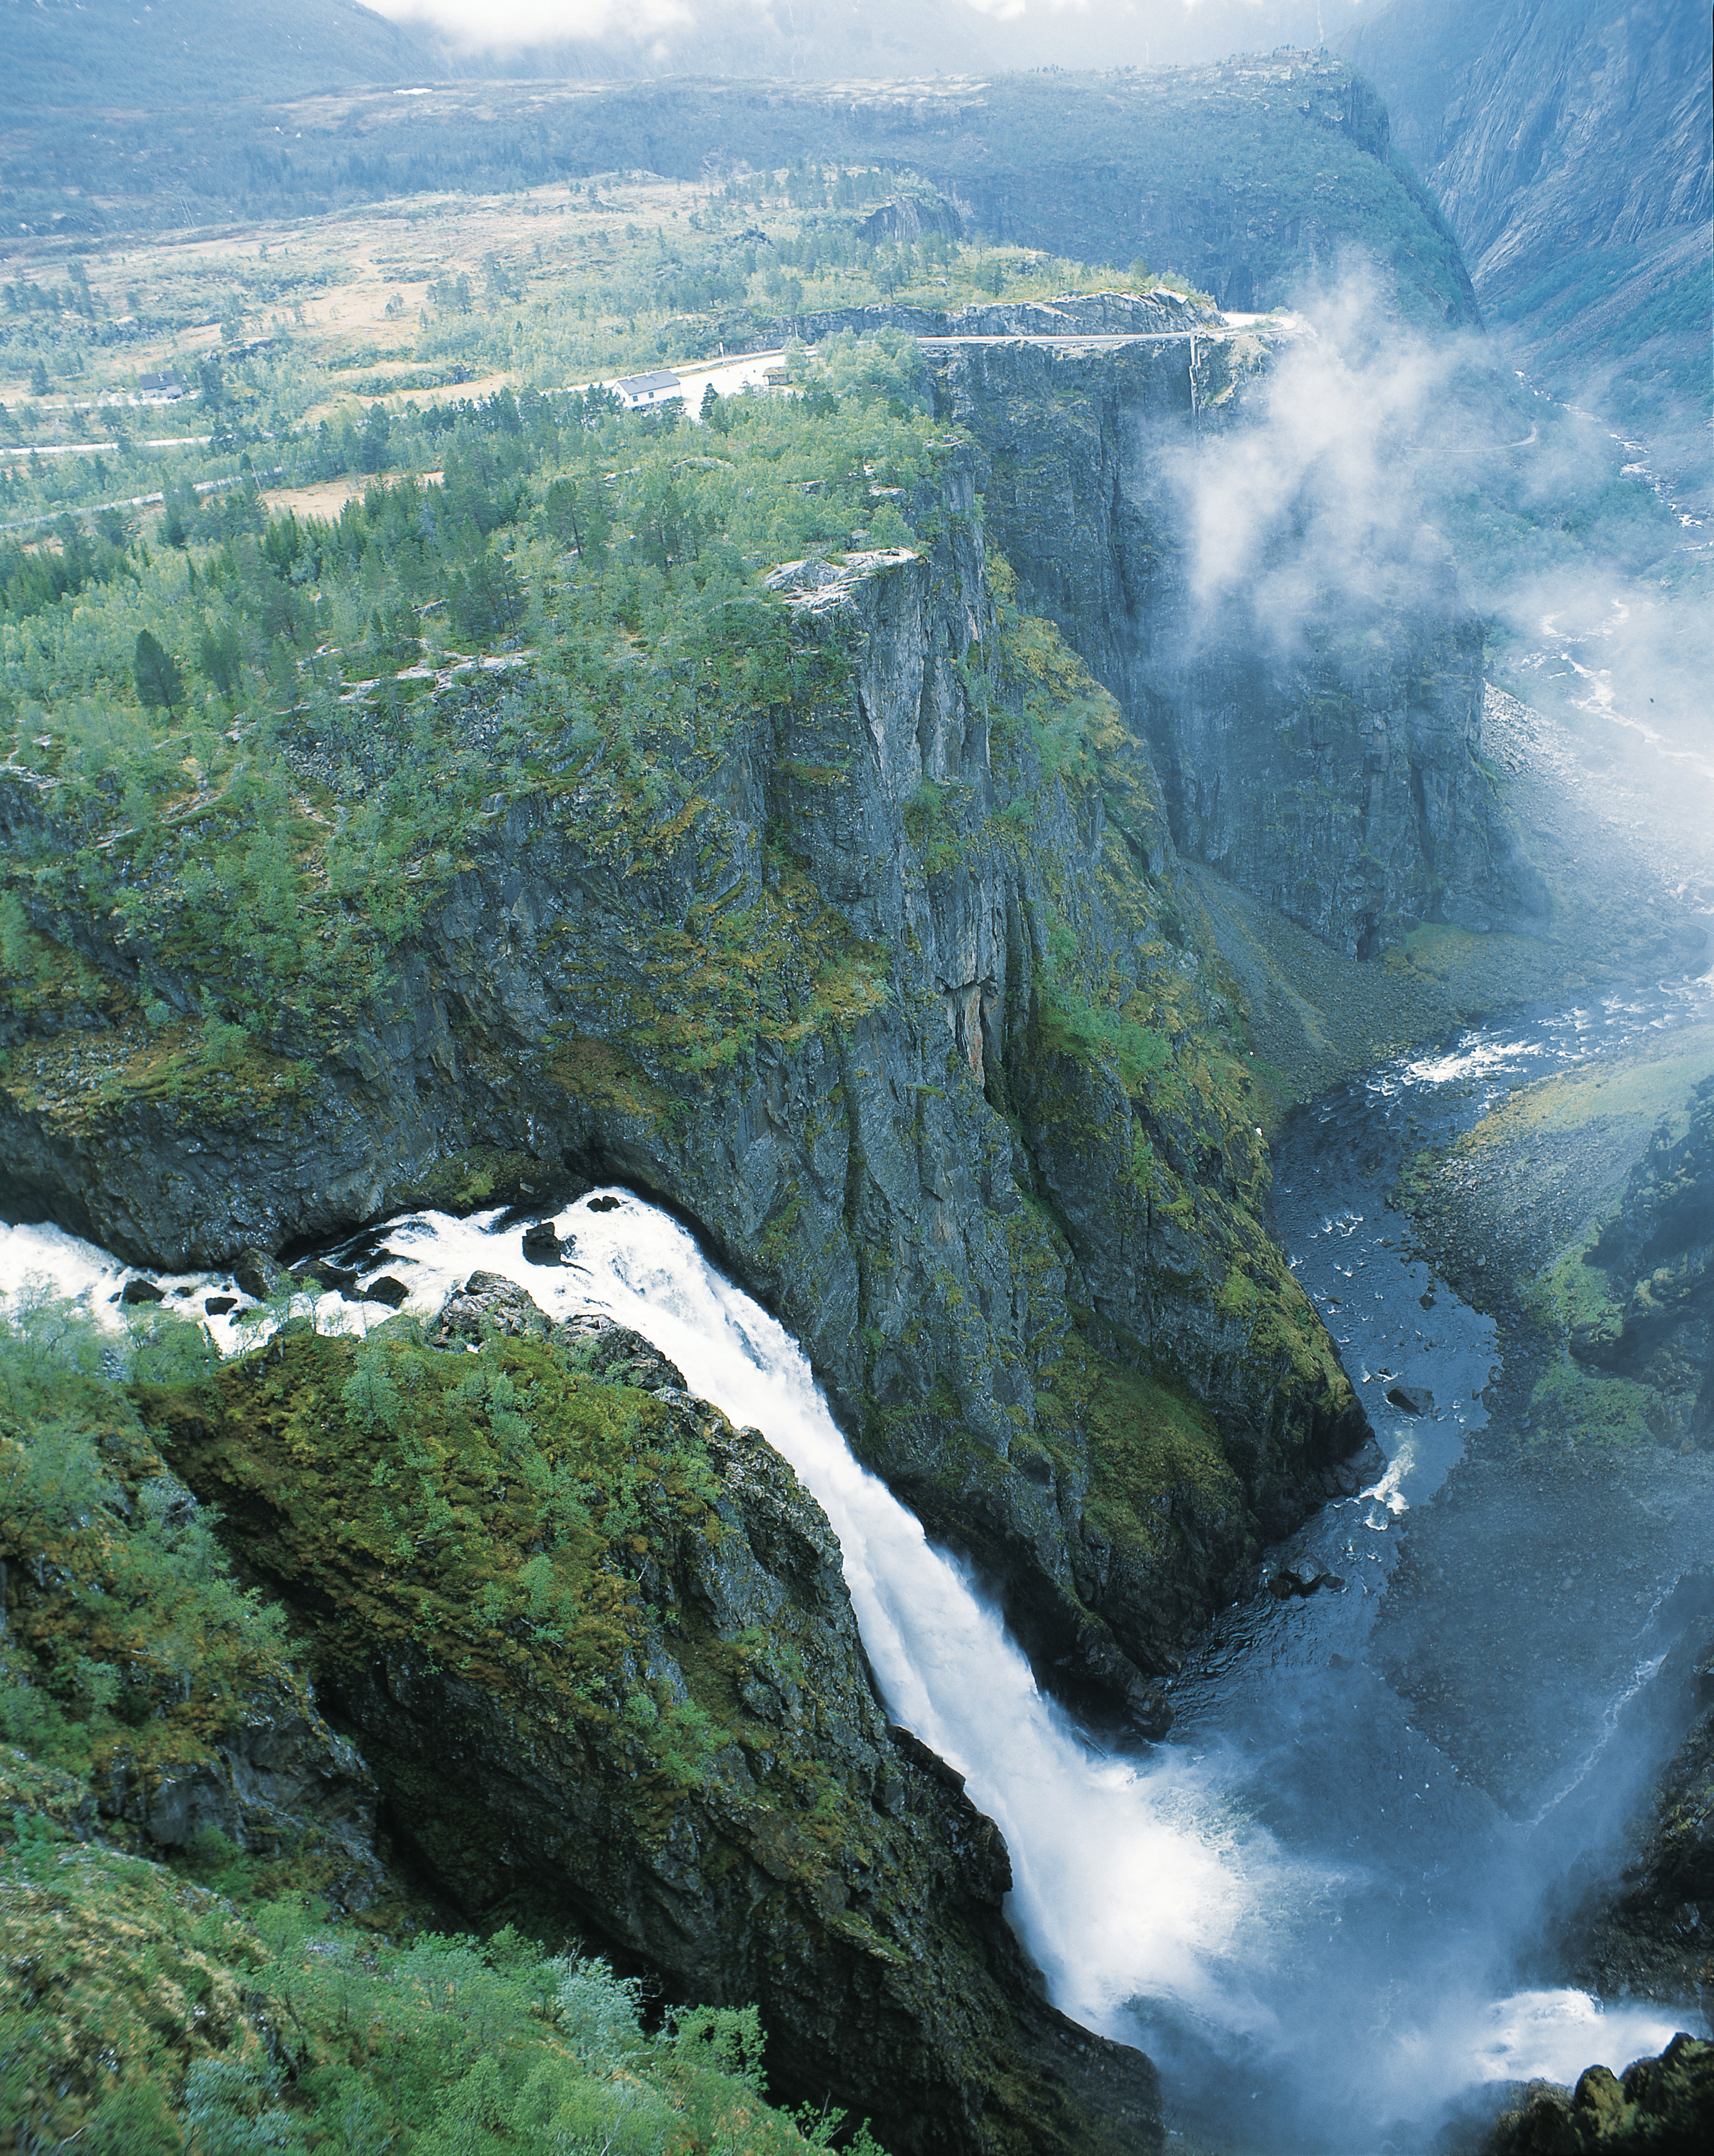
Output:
[1, 1185, 1692, 2142]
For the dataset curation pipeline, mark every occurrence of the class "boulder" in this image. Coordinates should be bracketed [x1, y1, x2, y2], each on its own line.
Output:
[430, 1271, 553, 1348]
[1476, 2033, 1713, 2155]
[120, 1276, 164, 1305]
[520, 1220, 567, 1265]
[231, 1246, 285, 1302]
[204, 1295, 237, 1316]
[556, 1310, 687, 1393]
[358, 1275, 410, 1310]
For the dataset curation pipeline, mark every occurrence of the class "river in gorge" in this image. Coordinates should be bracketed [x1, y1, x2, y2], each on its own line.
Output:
[4, 970, 1712, 2153]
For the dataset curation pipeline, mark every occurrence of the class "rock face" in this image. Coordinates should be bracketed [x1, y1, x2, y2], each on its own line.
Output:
[773, 288, 1218, 345]
[928, 331, 1546, 958]
[161, 1298, 1163, 2155]
[1571, 1078, 1714, 1440]
[1470, 2033, 1714, 2155]
[1, 415, 1372, 1739]
[1342, 0, 1712, 433]
[1572, 1603, 1714, 2018]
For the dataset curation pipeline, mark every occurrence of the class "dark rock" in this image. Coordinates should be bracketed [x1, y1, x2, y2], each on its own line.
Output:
[430, 1271, 552, 1349]
[1387, 1384, 1434, 1415]
[358, 1275, 410, 1309]
[1268, 1564, 1338, 1599]
[520, 1219, 566, 1264]
[291, 1258, 359, 1295]
[168, 1337, 1164, 2155]
[99, 1689, 382, 1909]
[204, 1296, 237, 1315]
[585, 1194, 622, 1214]
[1473, 2032, 1714, 2156]
[931, 335, 1542, 958]
[557, 1310, 687, 1393]
[119, 1276, 164, 1305]
[231, 1246, 285, 1302]
[1569, 1611, 1714, 2015]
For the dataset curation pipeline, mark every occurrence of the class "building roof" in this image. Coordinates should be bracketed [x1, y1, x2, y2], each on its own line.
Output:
[615, 370, 682, 396]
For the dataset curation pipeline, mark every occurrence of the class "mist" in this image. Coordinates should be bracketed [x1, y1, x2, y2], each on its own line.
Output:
[1158, 264, 1714, 917]
[363, 0, 1375, 75]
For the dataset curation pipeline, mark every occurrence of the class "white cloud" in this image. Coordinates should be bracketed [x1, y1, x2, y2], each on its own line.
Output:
[368, 0, 699, 49]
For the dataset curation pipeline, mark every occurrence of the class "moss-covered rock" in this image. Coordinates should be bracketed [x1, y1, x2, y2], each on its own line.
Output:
[1, 411, 1368, 1742]
[1470, 2032, 1714, 2155]
[154, 1300, 1162, 2156]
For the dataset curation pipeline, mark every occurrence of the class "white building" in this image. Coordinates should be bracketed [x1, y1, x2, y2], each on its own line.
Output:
[612, 369, 683, 410]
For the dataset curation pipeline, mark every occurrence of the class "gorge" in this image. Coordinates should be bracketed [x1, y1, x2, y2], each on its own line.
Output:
[2, 18, 1711, 2154]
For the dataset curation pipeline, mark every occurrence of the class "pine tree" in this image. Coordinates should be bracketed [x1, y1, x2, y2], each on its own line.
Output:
[134, 629, 184, 717]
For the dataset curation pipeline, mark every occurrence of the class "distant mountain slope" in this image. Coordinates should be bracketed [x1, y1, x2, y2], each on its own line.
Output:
[4, 0, 440, 109]
[1, 55, 1478, 332]
[1341, 0, 1712, 438]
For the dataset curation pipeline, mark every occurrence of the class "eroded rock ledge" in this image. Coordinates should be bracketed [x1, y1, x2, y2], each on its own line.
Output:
[156, 1276, 1162, 2156]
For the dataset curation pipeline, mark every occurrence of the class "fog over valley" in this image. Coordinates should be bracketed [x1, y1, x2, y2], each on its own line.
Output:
[1, 4, 1709, 2152]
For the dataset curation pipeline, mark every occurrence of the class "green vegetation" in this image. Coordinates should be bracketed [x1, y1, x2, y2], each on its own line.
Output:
[0, 1288, 296, 1792]
[0, 1289, 884, 2153]
[1, 1828, 866, 2154]
[2, 60, 1468, 328]
[0, 351, 937, 1079]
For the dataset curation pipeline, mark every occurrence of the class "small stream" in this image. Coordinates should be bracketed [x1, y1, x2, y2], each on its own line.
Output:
[3, 972, 1711, 2152]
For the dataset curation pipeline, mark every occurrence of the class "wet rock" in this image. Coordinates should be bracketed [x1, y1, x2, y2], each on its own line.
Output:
[231, 1246, 285, 1302]
[1267, 1562, 1346, 1599]
[557, 1310, 687, 1393]
[1472, 2032, 1714, 2155]
[520, 1219, 566, 1264]
[586, 1194, 621, 1214]
[358, 1275, 410, 1309]
[1387, 1383, 1434, 1415]
[1569, 1609, 1714, 2013]
[119, 1276, 164, 1305]
[291, 1257, 358, 1296]
[430, 1271, 552, 1348]
[204, 1295, 236, 1315]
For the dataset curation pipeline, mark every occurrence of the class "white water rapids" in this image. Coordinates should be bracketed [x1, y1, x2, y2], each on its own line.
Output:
[1, 1185, 1696, 2145]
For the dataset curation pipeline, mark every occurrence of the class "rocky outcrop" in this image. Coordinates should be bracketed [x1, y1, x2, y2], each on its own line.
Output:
[1, 437, 1370, 1740]
[1571, 1601, 1714, 2019]
[1571, 1078, 1714, 1439]
[773, 289, 1216, 345]
[160, 1300, 1163, 2156]
[1471, 2033, 1714, 2155]
[927, 330, 1546, 958]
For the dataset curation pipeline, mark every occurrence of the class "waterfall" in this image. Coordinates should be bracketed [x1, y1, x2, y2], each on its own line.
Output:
[1, 1179, 1696, 2146]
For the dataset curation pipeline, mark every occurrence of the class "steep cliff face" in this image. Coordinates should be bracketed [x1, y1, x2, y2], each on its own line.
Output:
[1342, 0, 1712, 433]
[157, 1295, 1162, 2155]
[1, 428, 1366, 1739]
[930, 330, 1546, 959]
[1569, 1078, 1714, 1439]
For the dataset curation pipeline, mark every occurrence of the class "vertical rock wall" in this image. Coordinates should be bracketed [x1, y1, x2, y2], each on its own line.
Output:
[931, 329, 1547, 957]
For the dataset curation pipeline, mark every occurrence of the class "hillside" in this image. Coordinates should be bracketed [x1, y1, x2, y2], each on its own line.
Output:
[3, 56, 1479, 331]
[3, 0, 440, 109]
[1341, 0, 1713, 443]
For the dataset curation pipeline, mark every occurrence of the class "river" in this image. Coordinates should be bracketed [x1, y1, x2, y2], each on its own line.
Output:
[3, 973, 1711, 2152]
